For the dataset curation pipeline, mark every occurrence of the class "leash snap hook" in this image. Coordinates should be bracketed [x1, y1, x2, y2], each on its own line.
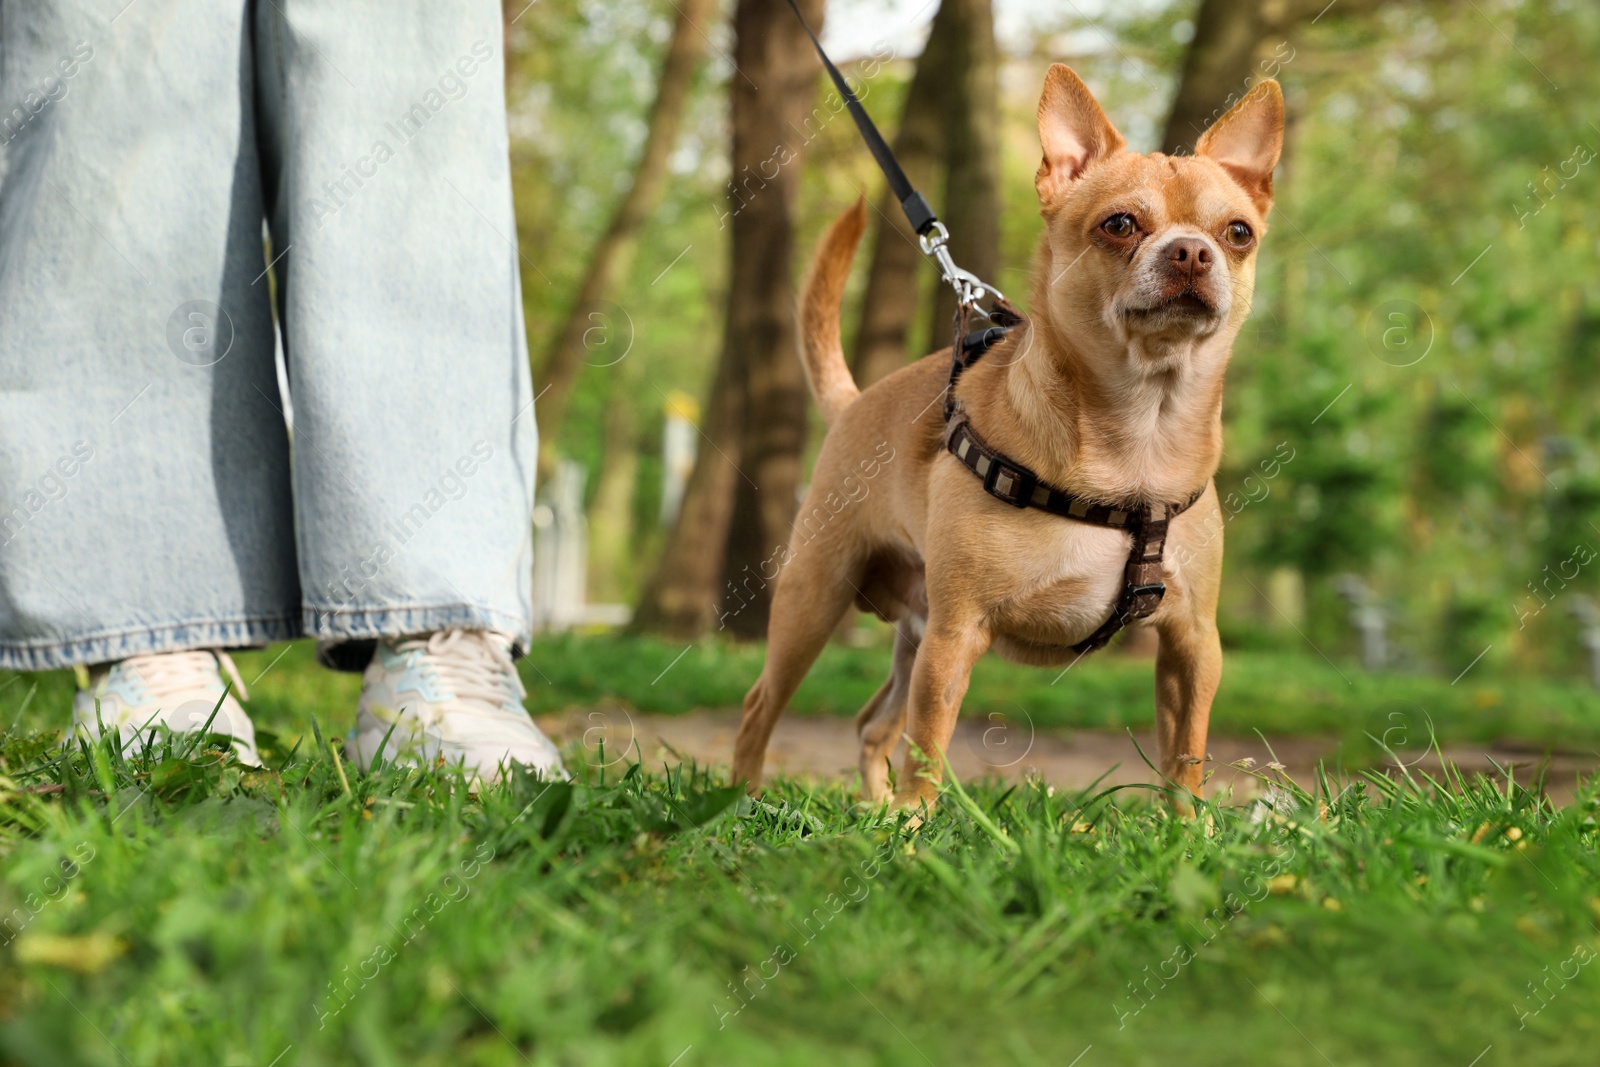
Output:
[920, 221, 1005, 311]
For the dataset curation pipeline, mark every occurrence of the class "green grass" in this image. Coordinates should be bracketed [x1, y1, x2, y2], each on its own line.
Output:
[3, 638, 1600, 1065]
[2, 711, 1599, 1066]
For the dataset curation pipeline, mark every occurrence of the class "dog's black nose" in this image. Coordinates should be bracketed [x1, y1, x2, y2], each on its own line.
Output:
[1165, 237, 1213, 277]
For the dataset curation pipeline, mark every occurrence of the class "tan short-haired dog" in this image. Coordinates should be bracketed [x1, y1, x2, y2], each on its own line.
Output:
[731, 66, 1283, 810]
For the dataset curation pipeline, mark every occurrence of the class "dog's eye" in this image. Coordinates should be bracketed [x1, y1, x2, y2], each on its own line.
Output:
[1101, 213, 1137, 239]
[1225, 221, 1254, 247]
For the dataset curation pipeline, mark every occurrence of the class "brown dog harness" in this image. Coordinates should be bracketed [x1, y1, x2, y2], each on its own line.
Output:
[942, 305, 1206, 655]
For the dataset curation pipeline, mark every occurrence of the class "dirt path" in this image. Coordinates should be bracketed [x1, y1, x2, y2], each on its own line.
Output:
[537, 708, 1598, 803]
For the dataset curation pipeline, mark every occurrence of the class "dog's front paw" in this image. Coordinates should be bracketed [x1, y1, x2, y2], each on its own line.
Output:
[889, 789, 938, 829]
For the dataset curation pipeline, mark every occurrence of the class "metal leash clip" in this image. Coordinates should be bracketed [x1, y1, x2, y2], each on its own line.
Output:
[919, 220, 1006, 311]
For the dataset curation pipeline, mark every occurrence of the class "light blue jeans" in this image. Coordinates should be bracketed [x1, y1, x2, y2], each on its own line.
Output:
[0, 0, 537, 672]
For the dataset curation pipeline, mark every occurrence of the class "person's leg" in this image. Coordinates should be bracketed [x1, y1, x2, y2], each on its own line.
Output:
[0, 1, 298, 676]
[252, 0, 537, 665]
[252, 2, 556, 782]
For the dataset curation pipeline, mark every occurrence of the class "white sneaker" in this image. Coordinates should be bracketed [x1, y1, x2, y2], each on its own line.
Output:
[70, 649, 261, 766]
[345, 629, 565, 784]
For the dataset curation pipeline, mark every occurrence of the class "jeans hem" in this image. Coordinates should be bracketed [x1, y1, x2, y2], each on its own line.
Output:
[0, 615, 303, 673]
[304, 602, 531, 648]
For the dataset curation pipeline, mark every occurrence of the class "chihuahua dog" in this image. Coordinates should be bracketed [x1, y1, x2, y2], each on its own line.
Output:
[730, 66, 1283, 809]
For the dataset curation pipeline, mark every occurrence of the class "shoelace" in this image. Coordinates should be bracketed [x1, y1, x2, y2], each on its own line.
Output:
[392, 629, 526, 719]
[112, 649, 249, 703]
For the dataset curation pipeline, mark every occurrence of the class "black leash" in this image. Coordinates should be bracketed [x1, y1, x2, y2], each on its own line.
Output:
[781, 0, 936, 237]
[781, 0, 1005, 313]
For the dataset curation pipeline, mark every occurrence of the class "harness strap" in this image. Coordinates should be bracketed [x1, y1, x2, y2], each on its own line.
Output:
[1067, 497, 1195, 655]
[944, 411, 1205, 524]
[945, 299, 1024, 422]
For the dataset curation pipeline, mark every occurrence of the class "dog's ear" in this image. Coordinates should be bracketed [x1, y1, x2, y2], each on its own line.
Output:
[1035, 64, 1126, 205]
[1195, 79, 1284, 215]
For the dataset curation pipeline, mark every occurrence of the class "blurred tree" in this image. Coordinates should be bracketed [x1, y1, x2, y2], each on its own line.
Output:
[633, 0, 826, 638]
[500, 0, 518, 84]
[924, 0, 1002, 351]
[850, 11, 948, 387]
[632, 347, 744, 637]
[1162, 0, 1286, 155]
[1161, 0, 1389, 156]
[531, 0, 717, 474]
[852, 0, 1002, 386]
[586, 361, 641, 604]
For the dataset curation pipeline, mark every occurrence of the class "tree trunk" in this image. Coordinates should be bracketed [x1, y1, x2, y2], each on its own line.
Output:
[1161, 0, 1277, 155]
[500, 1, 517, 87]
[717, 0, 828, 639]
[533, 0, 715, 472]
[585, 365, 640, 605]
[1161, 0, 1400, 155]
[849, 4, 953, 387]
[925, 0, 1003, 350]
[630, 344, 745, 637]
[633, 0, 825, 639]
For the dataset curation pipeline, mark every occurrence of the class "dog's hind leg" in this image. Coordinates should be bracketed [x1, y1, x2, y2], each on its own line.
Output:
[731, 543, 860, 793]
[855, 623, 920, 803]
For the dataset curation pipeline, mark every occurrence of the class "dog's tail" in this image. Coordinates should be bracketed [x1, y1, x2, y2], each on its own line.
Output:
[798, 198, 867, 425]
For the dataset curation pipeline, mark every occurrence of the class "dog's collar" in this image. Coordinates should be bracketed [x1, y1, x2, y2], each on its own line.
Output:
[941, 319, 1207, 654]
